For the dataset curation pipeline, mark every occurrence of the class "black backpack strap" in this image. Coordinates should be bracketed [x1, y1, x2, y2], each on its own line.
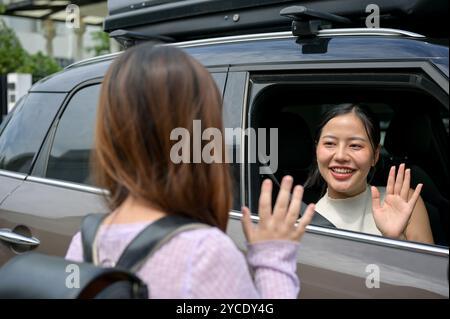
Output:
[81, 213, 108, 263]
[116, 215, 207, 272]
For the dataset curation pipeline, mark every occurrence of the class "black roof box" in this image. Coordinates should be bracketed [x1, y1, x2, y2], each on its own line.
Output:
[104, 0, 448, 41]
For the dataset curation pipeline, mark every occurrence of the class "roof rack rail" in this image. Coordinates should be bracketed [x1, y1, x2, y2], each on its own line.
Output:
[66, 27, 427, 70]
[280, 6, 351, 37]
[109, 30, 175, 49]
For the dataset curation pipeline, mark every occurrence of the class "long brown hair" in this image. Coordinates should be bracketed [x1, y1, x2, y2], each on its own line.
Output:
[92, 43, 232, 231]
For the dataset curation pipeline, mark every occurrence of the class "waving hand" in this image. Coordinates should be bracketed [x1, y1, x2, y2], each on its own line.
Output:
[372, 164, 422, 239]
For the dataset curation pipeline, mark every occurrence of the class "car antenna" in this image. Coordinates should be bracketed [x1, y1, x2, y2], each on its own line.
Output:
[109, 29, 175, 49]
[280, 6, 351, 37]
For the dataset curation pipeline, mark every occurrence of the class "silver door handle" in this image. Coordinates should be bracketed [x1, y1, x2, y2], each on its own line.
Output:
[0, 228, 40, 246]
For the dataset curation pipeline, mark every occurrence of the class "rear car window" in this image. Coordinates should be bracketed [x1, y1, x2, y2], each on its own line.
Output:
[0, 93, 64, 174]
[46, 85, 100, 184]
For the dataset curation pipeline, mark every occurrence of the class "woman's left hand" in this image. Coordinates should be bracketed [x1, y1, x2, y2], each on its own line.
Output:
[371, 163, 422, 239]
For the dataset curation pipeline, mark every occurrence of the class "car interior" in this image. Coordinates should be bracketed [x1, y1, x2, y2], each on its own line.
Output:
[250, 78, 449, 247]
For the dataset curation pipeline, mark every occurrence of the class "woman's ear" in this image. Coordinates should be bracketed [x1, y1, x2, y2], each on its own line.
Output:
[373, 144, 381, 166]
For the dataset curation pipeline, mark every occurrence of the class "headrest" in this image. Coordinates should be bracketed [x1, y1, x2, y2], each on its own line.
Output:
[272, 112, 314, 169]
[384, 112, 432, 157]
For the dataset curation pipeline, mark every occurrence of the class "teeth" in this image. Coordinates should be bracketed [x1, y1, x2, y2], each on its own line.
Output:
[332, 168, 353, 174]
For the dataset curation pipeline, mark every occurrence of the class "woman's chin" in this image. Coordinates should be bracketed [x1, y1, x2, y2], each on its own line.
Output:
[327, 181, 358, 198]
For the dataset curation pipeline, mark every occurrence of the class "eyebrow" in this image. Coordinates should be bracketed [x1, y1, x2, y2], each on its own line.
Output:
[321, 135, 367, 142]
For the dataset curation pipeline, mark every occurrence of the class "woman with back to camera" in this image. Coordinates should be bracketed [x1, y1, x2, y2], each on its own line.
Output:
[305, 104, 434, 244]
[65, 43, 316, 298]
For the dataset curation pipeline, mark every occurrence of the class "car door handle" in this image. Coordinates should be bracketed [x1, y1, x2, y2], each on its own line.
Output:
[0, 228, 40, 246]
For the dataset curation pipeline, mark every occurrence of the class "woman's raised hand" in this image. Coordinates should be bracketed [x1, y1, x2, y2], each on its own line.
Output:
[372, 163, 422, 239]
[241, 176, 315, 244]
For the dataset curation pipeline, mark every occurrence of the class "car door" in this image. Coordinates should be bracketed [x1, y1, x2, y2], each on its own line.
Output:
[0, 92, 66, 265]
[224, 60, 449, 298]
[0, 71, 229, 266]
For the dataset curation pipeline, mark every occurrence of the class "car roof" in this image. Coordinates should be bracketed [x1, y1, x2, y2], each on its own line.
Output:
[30, 30, 449, 93]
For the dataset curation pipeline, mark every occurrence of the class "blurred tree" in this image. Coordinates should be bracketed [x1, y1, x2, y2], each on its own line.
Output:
[0, 18, 61, 82]
[86, 31, 111, 56]
[18, 52, 61, 83]
[0, 19, 28, 74]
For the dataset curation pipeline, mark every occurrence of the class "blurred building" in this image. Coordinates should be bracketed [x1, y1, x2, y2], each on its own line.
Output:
[0, 0, 119, 65]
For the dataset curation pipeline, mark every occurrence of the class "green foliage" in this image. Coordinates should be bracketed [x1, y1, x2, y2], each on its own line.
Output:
[0, 19, 28, 74]
[18, 52, 61, 83]
[86, 31, 111, 56]
[0, 18, 61, 82]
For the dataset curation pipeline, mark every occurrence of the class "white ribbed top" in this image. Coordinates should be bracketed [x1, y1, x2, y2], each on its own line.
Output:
[315, 185, 385, 236]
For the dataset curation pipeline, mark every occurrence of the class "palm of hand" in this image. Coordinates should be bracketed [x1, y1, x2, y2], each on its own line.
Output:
[373, 193, 413, 238]
[371, 164, 422, 239]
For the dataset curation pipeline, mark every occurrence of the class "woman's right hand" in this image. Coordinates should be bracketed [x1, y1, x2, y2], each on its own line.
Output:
[241, 176, 315, 244]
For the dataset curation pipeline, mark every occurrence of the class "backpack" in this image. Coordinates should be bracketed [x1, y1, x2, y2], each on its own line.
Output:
[0, 214, 205, 299]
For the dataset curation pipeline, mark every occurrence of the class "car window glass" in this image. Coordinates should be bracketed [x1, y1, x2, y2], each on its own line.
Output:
[44, 73, 227, 187]
[0, 93, 64, 174]
[46, 85, 100, 184]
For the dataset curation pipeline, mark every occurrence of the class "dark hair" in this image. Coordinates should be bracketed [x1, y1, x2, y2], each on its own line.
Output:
[304, 103, 381, 192]
[92, 43, 232, 231]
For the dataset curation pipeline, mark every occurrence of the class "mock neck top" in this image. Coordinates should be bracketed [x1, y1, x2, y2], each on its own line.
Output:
[315, 185, 385, 236]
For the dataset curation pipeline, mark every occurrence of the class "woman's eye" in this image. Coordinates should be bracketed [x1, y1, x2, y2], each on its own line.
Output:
[350, 144, 362, 149]
[324, 141, 335, 146]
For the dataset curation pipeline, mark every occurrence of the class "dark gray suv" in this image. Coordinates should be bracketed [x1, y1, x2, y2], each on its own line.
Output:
[0, 0, 448, 298]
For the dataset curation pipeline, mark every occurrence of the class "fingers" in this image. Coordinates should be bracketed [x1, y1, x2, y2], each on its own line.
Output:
[241, 206, 254, 241]
[295, 203, 315, 238]
[371, 186, 381, 211]
[286, 185, 304, 226]
[273, 176, 293, 221]
[394, 163, 405, 195]
[258, 179, 273, 222]
[386, 166, 395, 195]
[400, 168, 411, 200]
[408, 183, 423, 207]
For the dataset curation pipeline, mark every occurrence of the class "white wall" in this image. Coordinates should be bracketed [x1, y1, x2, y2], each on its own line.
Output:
[2, 16, 104, 61]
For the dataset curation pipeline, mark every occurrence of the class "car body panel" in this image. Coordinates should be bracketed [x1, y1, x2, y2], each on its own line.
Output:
[227, 215, 448, 298]
[1, 32, 448, 298]
[0, 173, 24, 205]
[0, 179, 108, 266]
[30, 36, 448, 93]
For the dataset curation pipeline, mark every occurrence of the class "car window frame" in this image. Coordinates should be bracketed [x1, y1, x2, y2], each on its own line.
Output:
[30, 70, 230, 191]
[240, 60, 449, 257]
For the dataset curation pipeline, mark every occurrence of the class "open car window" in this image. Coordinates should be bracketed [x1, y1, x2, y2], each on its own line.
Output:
[248, 71, 449, 247]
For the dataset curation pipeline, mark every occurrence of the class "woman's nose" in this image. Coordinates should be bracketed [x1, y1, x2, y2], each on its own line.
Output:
[334, 145, 350, 161]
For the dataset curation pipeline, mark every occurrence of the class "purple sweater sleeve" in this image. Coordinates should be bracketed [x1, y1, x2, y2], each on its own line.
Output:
[185, 231, 300, 299]
[65, 227, 300, 298]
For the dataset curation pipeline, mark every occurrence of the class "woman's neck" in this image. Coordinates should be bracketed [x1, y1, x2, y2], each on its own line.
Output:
[104, 196, 167, 225]
[327, 185, 368, 200]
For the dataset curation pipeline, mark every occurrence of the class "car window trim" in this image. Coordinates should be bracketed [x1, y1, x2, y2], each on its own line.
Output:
[25, 175, 108, 195]
[0, 169, 26, 180]
[230, 60, 449, 97]
[228, 210, 449, 257]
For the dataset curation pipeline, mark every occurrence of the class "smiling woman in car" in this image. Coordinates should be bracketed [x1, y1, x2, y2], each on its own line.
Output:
[305, 103, 434, 244]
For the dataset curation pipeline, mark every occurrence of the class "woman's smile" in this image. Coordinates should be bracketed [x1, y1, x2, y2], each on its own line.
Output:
[329, 166, 356, 180]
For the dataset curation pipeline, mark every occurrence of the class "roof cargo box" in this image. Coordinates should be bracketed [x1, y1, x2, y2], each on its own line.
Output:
[104, 0, 448, 41]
